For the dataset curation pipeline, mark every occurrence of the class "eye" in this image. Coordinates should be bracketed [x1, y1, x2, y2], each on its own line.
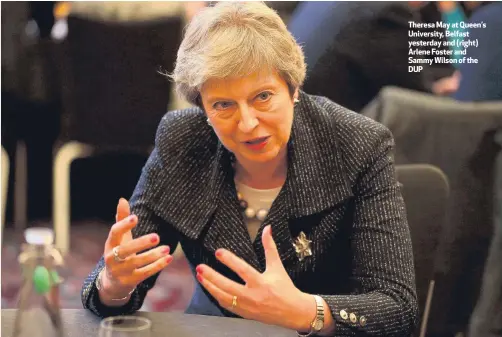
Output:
[213, 101, 234, 110]
[256, 91, 272, 102]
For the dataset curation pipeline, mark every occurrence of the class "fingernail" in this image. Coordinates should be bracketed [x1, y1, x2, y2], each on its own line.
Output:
[196, 266, 203, 274]
[166, 256, 173, 264]
[196, 273, 203, 283]
[150, 235, 158, 243]
[162, 247, 170, 254]
[129, 215, 136, 223]
[215, 250, 223, 258]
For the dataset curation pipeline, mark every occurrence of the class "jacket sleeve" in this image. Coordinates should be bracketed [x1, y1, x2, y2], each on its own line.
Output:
[81, 138, 180, 317]
[319, 127, 418, 336]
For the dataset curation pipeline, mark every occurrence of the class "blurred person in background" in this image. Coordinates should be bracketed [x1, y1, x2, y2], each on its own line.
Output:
[1, 1, 61, 222]
[423, 1, 495, 98]
[426, 1, 467, 96]
[290, 2, 460, 113]
[58, 1, 208, 111]
[453, 2, 502, 101]
[81, 2, 418, 336]
[68, 1, 207, 23]
[406, 1, 494, 97]
[290, 1, 492, 113]
[463, 4, 502, 336]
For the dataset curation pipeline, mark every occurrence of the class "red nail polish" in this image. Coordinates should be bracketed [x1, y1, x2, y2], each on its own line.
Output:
[196, 266, 203, 274]
[196, 273, 203, 283]
[215, 250, 223, 258]
[129, 216, 136, 223]
[150, 236, 158, 243]
[162, 247, 170, 254]
[166, 256, 173, 264]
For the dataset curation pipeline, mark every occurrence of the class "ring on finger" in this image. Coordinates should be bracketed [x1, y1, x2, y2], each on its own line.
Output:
[231, 295, 238, 309]
[113, 246, 127, 263]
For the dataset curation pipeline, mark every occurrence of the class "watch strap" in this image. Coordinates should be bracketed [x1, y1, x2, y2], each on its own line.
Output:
[297, 295, 325, 337]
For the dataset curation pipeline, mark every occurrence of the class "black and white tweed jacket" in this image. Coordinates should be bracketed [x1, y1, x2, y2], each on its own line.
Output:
[82, 91, 418, 336]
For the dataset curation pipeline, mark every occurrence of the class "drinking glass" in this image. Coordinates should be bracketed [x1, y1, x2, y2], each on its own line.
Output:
[98, 316, 151, 337]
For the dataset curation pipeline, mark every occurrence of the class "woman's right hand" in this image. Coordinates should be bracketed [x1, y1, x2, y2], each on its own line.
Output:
[98, 198, 173, 303]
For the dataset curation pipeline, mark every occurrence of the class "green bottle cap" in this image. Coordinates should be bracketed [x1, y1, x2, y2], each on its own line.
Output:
[33, 266, 51, 294]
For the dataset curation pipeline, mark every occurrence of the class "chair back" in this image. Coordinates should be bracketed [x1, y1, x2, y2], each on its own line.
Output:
[56, 15, 182, 148]
[362, 87, 502, 335]
[396, 164, 449, 337]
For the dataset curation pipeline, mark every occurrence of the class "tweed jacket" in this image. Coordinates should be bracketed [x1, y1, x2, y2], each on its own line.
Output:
[82, 92, 418, 336]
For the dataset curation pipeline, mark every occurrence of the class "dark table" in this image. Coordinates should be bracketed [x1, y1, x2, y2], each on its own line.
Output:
[1, 309, 297, 337]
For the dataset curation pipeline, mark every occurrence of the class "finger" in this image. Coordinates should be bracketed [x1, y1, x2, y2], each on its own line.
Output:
[132, 254, 173, 284]
[106, 215, 138, 248]
[116, 198, 134, 244]
[118, 233, 160, 257]
[113, 245, 170, 275]
[196, 264, 246, 295]
[197, 276, 237, 313]
[115, 198, 131, 223]
[262, 225, 282, 270]
[214, 249, 261, 284]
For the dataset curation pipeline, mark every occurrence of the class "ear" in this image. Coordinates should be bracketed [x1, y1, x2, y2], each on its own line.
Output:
[293, 88, 299, 102]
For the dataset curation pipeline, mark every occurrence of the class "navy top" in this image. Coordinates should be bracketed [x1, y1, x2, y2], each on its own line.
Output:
[453, 3, 502, 101]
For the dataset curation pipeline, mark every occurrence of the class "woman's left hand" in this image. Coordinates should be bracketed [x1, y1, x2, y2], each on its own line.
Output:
[196, 225, 316, 332]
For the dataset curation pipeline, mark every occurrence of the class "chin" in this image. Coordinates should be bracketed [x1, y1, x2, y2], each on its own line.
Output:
[242, 146, 281, 164]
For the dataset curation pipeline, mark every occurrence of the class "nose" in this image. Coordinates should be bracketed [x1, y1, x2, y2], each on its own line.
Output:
[238, 105, 258, 133]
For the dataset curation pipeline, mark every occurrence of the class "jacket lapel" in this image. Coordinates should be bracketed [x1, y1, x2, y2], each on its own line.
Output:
[252, 187, 298, 272]
[202, 150, 261, 270]
[253, 92, 354, 270]
[151, 129, 261, 270]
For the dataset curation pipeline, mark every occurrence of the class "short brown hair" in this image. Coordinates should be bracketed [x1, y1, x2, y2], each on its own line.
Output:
[169, 1, 306, 106]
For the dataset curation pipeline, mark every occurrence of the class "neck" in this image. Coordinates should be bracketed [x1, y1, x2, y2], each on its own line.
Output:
[234, 149, 287, 189]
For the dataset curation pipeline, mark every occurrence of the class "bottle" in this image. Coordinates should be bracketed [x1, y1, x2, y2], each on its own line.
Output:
[12, 228, 64, 337]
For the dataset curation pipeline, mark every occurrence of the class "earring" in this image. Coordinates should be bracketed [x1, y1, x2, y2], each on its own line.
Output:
[206, 118, 212, 126]
[294, 98, 300, 105]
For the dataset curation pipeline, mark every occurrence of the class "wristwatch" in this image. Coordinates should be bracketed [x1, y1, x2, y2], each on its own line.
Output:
[298, 295, 325, 336]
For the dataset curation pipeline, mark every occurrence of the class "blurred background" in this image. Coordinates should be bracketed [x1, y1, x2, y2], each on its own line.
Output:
[1, 1, 501, 337]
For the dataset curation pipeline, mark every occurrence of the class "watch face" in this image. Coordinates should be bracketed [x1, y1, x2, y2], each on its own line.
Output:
[314, 320, 324, 331]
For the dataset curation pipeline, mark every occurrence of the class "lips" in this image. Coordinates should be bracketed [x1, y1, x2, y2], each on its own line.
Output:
[242, 136, 270, 151]
[244, 136, 269, 145]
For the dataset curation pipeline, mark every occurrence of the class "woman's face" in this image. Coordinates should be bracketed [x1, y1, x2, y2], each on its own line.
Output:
[200, 70, 297, 164]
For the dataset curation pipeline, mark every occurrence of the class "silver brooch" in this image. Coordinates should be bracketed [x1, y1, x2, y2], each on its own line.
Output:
[293, 231, 312, 261]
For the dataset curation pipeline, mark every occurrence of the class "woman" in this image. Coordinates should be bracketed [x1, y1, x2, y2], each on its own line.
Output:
[81, 2, 417, 336]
